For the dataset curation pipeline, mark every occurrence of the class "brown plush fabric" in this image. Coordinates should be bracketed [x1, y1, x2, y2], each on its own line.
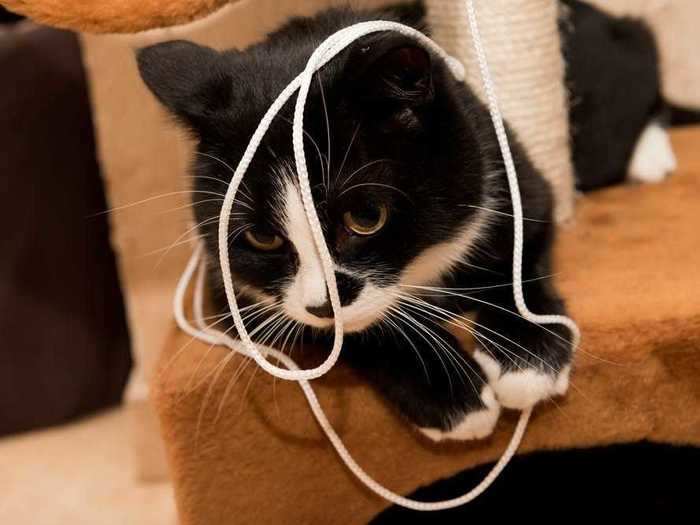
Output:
[153, 128, 700, 524]
[0, 0, 235, 33]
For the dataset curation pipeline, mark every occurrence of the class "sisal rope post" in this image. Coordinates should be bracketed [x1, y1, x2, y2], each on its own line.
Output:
[426, 0, 575, 222]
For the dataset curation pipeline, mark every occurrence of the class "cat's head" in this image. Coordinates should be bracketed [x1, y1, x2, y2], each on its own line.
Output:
[137, 12, 490, 332]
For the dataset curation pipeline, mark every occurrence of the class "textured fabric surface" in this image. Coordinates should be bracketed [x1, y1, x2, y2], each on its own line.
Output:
[0, 21, 131, 436]
[153, 127, 700, 525]
[0, 0, 235, 33]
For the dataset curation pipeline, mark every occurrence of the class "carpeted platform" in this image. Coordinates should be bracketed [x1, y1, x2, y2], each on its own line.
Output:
[153, 126, 700, 524]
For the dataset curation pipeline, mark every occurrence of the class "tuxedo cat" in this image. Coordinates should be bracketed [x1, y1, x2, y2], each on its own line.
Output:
[137, 1, 697, 440]
[561, 0, 699, 189]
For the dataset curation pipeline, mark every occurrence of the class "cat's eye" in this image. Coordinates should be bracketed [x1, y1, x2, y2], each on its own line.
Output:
[244, 228, 284, 251]
[343, 203, 388, 236]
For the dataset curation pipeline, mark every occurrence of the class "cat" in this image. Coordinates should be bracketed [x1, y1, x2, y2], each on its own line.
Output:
[561, 0, 699, 189]
[137, 1, 698, 441]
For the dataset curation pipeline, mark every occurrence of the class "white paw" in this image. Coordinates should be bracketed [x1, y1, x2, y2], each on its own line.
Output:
[627, 122, 676, 184]
[473, 349, 570, 410]
[419, 387, 500, 442]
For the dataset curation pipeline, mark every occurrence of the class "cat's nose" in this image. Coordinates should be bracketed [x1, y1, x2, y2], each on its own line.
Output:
[303, 272, 363, 319]
[306, 301, 334, 319]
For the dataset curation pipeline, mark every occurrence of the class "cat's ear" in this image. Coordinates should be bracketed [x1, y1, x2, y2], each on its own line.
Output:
[346, 34, 433, 109]
[136, 40, 232, 130]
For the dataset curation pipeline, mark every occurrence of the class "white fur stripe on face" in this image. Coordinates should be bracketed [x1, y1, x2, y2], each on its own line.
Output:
[277, 178, 397, 331]
[277, 175, 490, 332]
[399, 207, 489, 286]
[279, 179, 329, 309]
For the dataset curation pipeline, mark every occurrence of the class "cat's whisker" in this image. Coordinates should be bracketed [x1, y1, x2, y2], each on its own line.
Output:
[399, 274, 557, 294]
[202, 308, 288, 426]
[195, 152, 254, 202]
[387, 306, 459, 396]
[335, 122, 361, 187]
[404, 284, 619, 366]
[403, 284, 575, 349]
[397, 292, 559, 375]
[394, 302, 484, 395]
[317, 72, 332, 193]
[278, 115, 327, 189]
[190, 320, 244, 447]
[381, 311, 431, 383]
[159, 310, 234, 387]
[131, 234, 207, 260]
[183, 301, 281, 396]
[398, 297, 572, 403]
[215, 316, 288, 422]
[227, 223, 253, 246]
[90, 190, 227, 217]
[338, 158, 393, 190]
[470, 328, 526, 373]
[224, 311, 291, 418]
[153, 216, 222, 270]
[456, 260, 505, 275]
[164, 300, 265, 391]
[268, 317, 298, 417]
[396, 292, 592, 402]
[338, 182, 411, 201]
[155, 198, 226, 217]
[460, 204, 550, 223]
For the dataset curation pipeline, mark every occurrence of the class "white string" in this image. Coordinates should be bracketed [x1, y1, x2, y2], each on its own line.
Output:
[464, 1, 581, 351]
[173, 0, 579, 510]
[175, 245, 533, 511]
[215, 21, 464, 382]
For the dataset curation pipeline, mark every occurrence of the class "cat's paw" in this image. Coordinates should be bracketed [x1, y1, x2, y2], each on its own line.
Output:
[473, 349, 570, 410]
[418, 387, 500, 442]
[627, 122, 676, 184]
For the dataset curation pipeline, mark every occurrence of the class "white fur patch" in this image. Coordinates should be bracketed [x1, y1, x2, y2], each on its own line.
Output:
[473, 348, 570, 410]
[279, 172, 493, 332]
[627, 122, 676, 184]
[400, 208, 489, 286]
[419, 386, 500, 442]
[279, 180, 396, 332]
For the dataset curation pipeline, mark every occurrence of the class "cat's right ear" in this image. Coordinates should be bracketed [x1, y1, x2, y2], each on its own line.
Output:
[136, 40, 232, 130]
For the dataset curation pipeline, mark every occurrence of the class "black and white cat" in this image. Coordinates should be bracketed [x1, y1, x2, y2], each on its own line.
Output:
[137, 1, 698, 440]
[561, 0, 698, 188]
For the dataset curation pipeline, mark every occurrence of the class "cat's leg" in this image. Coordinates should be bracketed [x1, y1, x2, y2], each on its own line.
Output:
[471, 279, 573, 410]
[627, 120, 676, 184]
[343, 324, 500, 442]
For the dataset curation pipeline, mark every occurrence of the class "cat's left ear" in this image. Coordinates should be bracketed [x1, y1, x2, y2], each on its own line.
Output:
[136, 40, 232, 131]
[345, 34, 433, 110]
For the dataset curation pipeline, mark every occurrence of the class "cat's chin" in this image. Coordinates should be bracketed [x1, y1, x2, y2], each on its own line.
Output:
[290, 312, 385, 334]
[285, 283, 398, 333]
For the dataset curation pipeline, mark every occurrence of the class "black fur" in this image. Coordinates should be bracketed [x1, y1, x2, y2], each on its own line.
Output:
[562, 0, 700, 190]
[135, 1, 688, 433]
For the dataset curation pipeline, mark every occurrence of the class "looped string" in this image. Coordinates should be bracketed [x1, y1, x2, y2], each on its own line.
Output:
[174, 0, 579, 510]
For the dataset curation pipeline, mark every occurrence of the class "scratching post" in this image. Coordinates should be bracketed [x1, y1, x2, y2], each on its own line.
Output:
[426, 0, 575, 222]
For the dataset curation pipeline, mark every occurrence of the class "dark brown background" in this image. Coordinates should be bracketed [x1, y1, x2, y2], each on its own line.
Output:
[0, 14, 131, 436]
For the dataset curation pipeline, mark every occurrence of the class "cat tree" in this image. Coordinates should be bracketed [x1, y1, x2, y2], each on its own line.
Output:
[3, 0, 698, 522]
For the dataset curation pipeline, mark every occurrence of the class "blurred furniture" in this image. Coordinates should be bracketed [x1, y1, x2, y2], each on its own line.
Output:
[0, 19, 131, 436]
[0, 407, 175, 525]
